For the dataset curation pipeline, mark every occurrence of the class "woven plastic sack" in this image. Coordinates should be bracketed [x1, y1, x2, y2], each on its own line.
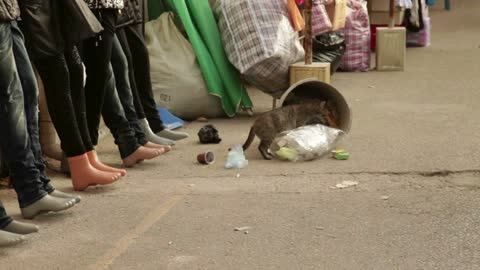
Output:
[407, 16, 431, 47]
[215, 0, 304, 98]
[145, 13, 225, 120]
[339, 0, 371, 72]
[312, 1, 333, 36]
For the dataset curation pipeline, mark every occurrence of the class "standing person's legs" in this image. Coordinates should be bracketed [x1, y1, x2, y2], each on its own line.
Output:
[11, 21, 54, 195]
[123, 24, 164, 132]
[0, 200, 39, 235]
[18, 0, 121, 191]
[0, 201, 13, 230]
[111, 34, 146, 145]
[0, 22, 75, 218]
[82, 10, 117, 146]
[113, 32, 174, 146]
[65, 45, 127, 177]
[124, 23, 188, 140]
[103, 64, 165, 167]
[0, 200, 25, 247]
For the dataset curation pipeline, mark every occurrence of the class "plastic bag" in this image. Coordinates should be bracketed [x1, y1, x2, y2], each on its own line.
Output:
[338, 0, 371, 72]
[312, 1, 333, 36]
[145, 13, 225, 120]
[225, 145, 249, 169]
[313, 32, 346, 73]
[270, 124, 344, 162]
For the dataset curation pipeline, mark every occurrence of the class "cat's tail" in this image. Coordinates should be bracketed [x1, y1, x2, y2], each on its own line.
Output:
[242, 127, 255, 151]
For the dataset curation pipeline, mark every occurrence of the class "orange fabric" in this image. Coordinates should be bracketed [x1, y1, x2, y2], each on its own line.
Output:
[288, 0, 305, 32]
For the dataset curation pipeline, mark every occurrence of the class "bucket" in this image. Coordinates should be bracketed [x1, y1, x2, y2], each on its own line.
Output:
[279, 78, 352, 133]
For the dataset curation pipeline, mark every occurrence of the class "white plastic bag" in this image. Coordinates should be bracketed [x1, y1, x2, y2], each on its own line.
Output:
[270, 124, 344, 162]
[145, 13, 225, 120]
[225, 145, 248, 169]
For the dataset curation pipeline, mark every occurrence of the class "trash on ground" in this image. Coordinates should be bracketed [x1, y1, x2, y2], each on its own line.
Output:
[168, 241, 173, 245]
[198, 124, 222, 144]
[330, 181, 359, 189]
[332, 149, 350, 160]
[196, 117, 209, 122]
[316, 226, 325, 230]
[197, 151, 215, 165]
[225, 145, 248, 169]
[234, 226, 252, 232]
[380, 196, 390, 200]
[235, 173, 241, 178]
[271, 124, 344, 162]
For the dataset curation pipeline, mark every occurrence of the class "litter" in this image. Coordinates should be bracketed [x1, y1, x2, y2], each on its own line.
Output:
[380, 195, 390, 200]
[234, 226, 252, 232]
[271, 124, 344, 162]
[198, 125, 222, 144]
[330, 180, 359, 189]
[225, 145, 248, 169]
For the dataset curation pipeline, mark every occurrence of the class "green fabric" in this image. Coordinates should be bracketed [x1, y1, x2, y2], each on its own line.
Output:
[186, 0, 253, 110]
[164, 0, 252, 116]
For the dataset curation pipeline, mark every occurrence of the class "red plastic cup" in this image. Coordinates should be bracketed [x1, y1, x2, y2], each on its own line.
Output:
[197, 151, 215, 165]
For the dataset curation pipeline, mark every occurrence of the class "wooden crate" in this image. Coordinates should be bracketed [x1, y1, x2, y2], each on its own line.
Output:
[376, 27, 406, 71]
[289, 62, 331, 85]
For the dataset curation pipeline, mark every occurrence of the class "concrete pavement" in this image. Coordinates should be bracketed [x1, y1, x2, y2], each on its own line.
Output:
[1, 1, 480, 269]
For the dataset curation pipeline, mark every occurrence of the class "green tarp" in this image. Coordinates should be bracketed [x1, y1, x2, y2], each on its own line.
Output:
[148, 0, 253, 117]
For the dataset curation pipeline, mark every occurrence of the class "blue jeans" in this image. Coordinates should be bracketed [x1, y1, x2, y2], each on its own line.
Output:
[102, 64, 141, 159]
[0, 21, 52, 208]
[0, 201, 13, 229]
[110, 34, 148, 146]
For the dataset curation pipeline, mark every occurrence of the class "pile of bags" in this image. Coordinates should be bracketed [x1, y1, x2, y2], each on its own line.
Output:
[214, 0, 305, 98]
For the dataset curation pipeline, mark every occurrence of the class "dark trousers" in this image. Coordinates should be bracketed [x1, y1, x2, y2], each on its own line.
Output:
[82, 9, 118, 146]
[117, 24, 165, 133]
[18, 0, 92, 158]
[102, 63, 142, 158]
[0, 201, 13, 229]
[110, 34, 148, 146]
[0, 21, 49, 208]
[35, 48, 94, 157]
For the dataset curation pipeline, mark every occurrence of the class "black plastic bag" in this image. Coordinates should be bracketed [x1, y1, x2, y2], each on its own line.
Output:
[312, 32, 346, 74]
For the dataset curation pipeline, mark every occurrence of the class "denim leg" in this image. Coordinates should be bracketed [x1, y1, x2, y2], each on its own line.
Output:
[102, 64, 141, 159]
[111, 34, 148, 146]
[11, 22, 54, 194]
[0, 201, 13, 229]
[0, 22, 47, 208]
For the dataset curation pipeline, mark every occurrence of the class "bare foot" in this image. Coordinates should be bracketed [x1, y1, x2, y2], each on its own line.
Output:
[143, 142, 172, 153]
[122, 147, 165, 167]
[86, 150, 127, 176]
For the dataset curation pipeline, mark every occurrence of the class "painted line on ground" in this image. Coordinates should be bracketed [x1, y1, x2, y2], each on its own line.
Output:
[88, 190, 189, 270]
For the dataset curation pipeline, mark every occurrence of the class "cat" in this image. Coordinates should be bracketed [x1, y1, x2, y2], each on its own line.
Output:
[242, 100, 339, 160]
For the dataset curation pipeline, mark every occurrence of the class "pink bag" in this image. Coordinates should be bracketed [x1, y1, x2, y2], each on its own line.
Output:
[312, 1, 333, 36]
[407, 16, 431, 47]
[339, 0, 371, 72]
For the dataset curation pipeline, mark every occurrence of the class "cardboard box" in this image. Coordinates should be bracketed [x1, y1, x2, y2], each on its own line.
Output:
[369, 8, 405, 25]
[369, 0, 391, 11]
